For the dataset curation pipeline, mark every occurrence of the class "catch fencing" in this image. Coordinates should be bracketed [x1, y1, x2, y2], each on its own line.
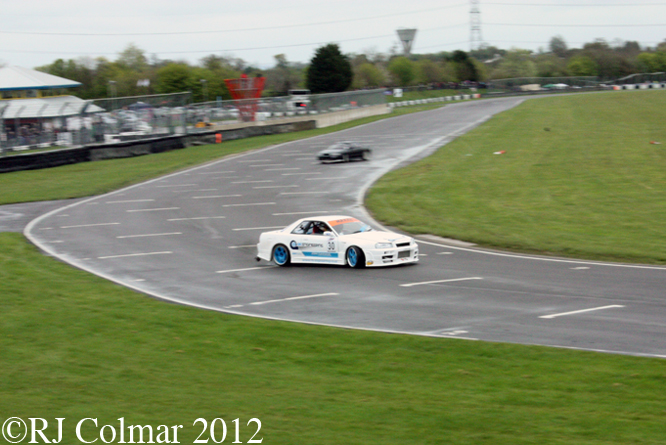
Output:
[0, 89, 386, 155]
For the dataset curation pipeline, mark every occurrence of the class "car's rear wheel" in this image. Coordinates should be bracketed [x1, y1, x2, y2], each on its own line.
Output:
[272, 244, 291, 266]
[346, 246, 365, 268]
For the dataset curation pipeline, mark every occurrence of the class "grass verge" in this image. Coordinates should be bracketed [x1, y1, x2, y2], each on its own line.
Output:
[367, 90, 666, 264]
[2, 231, 666, 445]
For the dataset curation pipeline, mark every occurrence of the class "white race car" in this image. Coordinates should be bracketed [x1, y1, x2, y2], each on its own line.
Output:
[256, 215, 419, 268]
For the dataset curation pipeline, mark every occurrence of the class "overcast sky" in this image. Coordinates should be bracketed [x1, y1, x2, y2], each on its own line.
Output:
[2, 0, 666, 69]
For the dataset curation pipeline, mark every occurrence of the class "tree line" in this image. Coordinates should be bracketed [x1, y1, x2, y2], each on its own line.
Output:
[35, 36, 666, 101]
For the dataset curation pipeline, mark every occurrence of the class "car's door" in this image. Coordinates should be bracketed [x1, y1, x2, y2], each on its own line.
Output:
[291, 221, 339, 263]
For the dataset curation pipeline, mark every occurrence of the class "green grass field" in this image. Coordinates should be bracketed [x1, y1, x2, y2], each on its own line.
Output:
[368, 90, 666, 264]
[3, 232, 666, 445]
[2, 91, 666, 444]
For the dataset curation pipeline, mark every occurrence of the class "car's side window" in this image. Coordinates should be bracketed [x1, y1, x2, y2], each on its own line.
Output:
[291, 221, 311, 235]
[311, 221, 332, 235]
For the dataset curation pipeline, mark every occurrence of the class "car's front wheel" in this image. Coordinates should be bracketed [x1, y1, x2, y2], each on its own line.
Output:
[346, 246, 366, 268]
[272, 244, 291, 266]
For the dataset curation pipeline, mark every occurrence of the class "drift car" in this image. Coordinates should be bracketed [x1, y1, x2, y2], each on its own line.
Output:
[256, 216, 419, 268]
[317, 141, 372, 163]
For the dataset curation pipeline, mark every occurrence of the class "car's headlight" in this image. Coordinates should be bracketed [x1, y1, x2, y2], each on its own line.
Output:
[375, 242, 393, 249]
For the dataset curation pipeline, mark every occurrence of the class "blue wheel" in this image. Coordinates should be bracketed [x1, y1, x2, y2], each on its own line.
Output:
[346, 246, 365, 269]
[272, 244, 291, 267]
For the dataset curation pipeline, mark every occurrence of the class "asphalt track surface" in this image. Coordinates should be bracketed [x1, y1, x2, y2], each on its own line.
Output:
[25, 97, 666, 359]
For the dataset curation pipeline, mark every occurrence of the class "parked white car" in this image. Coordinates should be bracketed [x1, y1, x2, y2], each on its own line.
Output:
[256, 216, 419, 268]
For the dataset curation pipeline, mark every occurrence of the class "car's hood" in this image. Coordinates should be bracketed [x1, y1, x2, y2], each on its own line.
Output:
[340, 230, 412, 244]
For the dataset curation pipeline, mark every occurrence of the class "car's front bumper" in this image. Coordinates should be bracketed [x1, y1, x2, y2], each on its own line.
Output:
[363, 245, 419, 267]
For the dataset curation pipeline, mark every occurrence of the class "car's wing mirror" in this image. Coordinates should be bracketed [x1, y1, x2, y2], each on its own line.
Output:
[324, 231, 334, 237]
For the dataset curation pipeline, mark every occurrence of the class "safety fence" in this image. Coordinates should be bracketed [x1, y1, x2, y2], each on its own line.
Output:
[0, 89, 386, 155]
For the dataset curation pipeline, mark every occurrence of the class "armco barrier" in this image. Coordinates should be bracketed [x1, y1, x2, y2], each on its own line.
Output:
[0, 119, 316, 174]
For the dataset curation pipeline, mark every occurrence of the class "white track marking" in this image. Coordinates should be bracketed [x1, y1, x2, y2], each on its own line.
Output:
[167, 216, 226, 221]
[539, 305, 625, 319]
[60, 222, 120, 229]
[98, 251, 173, 259]
[216, 266, 277, 273]
[222, 202, 275, 207]
[272, 211, 332, 216]
[232, 226, 285, 231]
[253, 185, 299, 189]
[232, 180, 274, 184]
[280, 191, 326, 195]
[127, 207, 180, 212]
[106, 199, 155, 204]
[400, 277, 483, 288]
[282, 172, 321, 176]
[116, 232, 182, 239]
[228, 245, 256, 249]
[156, 184, 197, 188]
[305, 177, 347, 180]
[172, 188, 218, 193]
[249, 293, 339, 306]
[264, 167, 301, 171]
[192, 194, 242, 199]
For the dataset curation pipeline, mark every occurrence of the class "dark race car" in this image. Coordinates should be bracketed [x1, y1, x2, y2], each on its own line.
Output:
[317, 141, 372, 163]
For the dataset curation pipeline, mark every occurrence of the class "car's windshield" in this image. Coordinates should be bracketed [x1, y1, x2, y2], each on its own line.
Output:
[328, 217, 373, 235]
[328, 142, 352, 150]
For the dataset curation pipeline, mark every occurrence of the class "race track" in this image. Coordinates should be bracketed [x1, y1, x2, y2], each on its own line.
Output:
[26, 97, 666, 359]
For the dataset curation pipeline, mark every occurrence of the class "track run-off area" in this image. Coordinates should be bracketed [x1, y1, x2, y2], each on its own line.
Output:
[26, 96, 666, 359]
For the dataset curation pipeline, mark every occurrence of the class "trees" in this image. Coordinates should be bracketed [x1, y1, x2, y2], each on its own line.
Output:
[387, 57, 415, 86]
[450, 50, 479, 82]
[154, 64, 192, 95]
[567, 56, 598, 76]
[353, 63, 386, 89]
[415, 59, 443, 84]
[306, 44, 353, 93]
[549, 36, 568, 58]
[490, 49, 537, 79]
[28, 36, 666, 102]
[264, 54, 304, 95]
[116, 43, 149, 73]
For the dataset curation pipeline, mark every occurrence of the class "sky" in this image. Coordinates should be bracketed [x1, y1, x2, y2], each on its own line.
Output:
[2, 0, 666, 69]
